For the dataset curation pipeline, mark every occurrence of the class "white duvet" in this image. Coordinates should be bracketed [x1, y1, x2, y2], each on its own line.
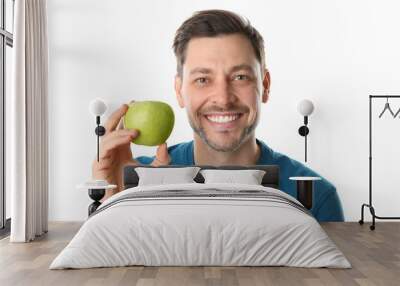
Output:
[50, 183, 351, 269]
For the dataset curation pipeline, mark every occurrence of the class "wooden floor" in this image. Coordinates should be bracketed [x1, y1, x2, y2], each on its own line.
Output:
[0, 222, 399, 286]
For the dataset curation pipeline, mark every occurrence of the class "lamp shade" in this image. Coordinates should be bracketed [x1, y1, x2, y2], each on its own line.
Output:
[89, 98, 107, 116]
[297, 99, 315, 116]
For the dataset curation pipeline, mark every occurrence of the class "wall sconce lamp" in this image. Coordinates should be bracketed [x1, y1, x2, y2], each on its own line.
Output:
[297, 99, 315, 162]
[291, 99, 319, 211]
[89, 98, 107, 162]
[77, 98, 116, 217]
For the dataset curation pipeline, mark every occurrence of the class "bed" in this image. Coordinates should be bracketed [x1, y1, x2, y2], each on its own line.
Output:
[49, 165, 350, 269]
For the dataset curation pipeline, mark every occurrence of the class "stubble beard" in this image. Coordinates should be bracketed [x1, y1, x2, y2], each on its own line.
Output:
[188, 112, 258, 153]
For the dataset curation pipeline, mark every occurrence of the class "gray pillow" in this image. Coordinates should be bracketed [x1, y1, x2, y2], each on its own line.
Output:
[136, 167, 201, 186]
[200, 169, 266, 185]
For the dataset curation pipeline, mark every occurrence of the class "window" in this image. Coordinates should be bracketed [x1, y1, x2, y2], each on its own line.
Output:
[0, 0, 14, 236]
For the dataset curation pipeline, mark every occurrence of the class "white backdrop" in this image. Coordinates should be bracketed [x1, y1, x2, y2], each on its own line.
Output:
[47, 0, 400, 221]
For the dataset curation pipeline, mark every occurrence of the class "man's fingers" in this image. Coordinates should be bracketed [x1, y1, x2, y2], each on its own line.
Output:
[116, 101, 134, 131]
[99, 130, 138, 157]
[151, 143, 170, 166]
[102, 129, 139, 144]
[116, 118, 124, 130]
[99, 135, 133, 159]
[104, 104, 129, 134]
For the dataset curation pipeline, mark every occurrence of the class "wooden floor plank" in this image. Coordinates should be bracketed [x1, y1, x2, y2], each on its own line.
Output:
[0, 222, 399, 286]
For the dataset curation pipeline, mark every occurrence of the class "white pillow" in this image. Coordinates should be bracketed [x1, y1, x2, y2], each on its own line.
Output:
[135, 167, 201, 186]
[200, 169, 266, 185]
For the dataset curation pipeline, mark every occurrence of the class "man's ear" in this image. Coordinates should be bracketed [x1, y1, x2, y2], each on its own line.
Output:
[262, 69, 271, 103]
[174, 75, 185, 108]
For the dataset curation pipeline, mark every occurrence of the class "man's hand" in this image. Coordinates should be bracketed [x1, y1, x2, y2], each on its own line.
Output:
[91, 103, 170, 201]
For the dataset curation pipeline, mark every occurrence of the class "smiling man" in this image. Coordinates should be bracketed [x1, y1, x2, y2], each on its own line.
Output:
[92, 9, 344, 222]
[175, 33, 267, 166]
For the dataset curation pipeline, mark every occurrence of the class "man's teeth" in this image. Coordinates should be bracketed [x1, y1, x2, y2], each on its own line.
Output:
[206, 114, 240, 123]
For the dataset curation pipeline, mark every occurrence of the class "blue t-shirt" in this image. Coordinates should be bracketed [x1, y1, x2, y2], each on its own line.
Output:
[135, 139, 344, 222]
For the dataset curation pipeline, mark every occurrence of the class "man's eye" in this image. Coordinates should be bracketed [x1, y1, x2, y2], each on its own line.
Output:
[195, 78, 208, 84]
[234, 74, 249, 81]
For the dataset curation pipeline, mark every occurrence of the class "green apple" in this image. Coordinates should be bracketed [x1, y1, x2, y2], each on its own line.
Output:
[123, 101, 175, 146]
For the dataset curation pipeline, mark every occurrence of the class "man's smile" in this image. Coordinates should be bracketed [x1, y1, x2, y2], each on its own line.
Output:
[201, 112, 245, 131]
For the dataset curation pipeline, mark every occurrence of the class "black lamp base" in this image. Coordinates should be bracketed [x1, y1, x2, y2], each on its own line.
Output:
[88, 189, 105, 216]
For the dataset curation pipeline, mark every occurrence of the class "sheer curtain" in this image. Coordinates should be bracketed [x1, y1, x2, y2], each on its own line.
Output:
[9, 0, 48, 242]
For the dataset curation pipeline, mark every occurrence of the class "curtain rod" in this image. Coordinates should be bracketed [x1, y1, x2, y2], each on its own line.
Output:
[370, 95, 400, 98]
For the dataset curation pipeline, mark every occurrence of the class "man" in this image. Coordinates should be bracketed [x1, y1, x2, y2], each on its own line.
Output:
[92, 9, 344, 221]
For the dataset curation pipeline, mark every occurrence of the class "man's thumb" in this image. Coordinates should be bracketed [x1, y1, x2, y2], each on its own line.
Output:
[151, 143, 170, 166]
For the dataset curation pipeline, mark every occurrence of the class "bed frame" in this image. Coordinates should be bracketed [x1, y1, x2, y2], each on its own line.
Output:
[86, 165, 280, 216]
[123, 165, 280, 190]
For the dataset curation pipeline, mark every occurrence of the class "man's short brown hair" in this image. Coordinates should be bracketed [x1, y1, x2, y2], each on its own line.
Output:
[173, 9, 266, 77]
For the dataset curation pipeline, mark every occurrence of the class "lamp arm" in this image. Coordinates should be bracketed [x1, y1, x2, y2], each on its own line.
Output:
[305, 132, 307, 162]
[304, 116, 308, 125]
[304, 115, 308, 162]
[94, 116, 106, 162]
[97, 124, 100, 162]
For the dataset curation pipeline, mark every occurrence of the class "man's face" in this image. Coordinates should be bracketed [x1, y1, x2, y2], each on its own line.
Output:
[175, 34, 270, 152]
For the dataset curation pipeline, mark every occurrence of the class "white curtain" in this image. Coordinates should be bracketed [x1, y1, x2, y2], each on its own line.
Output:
[10, 0, 48, 242]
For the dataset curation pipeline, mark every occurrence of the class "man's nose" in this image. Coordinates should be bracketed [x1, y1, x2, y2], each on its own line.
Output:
[210, 78, 236, 105]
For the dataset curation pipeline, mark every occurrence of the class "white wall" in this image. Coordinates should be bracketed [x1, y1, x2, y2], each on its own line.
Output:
[47, 0, 400, 221]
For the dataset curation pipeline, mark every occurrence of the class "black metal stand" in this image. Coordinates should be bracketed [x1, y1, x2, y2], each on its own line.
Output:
[359, 95, 400, 230]
[298, 116, 310, 162]
[88, 116, 107, 216]
[94, 116, 106, 162]
[296, 180, 313, 210]
[88, 189, 105, 216]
